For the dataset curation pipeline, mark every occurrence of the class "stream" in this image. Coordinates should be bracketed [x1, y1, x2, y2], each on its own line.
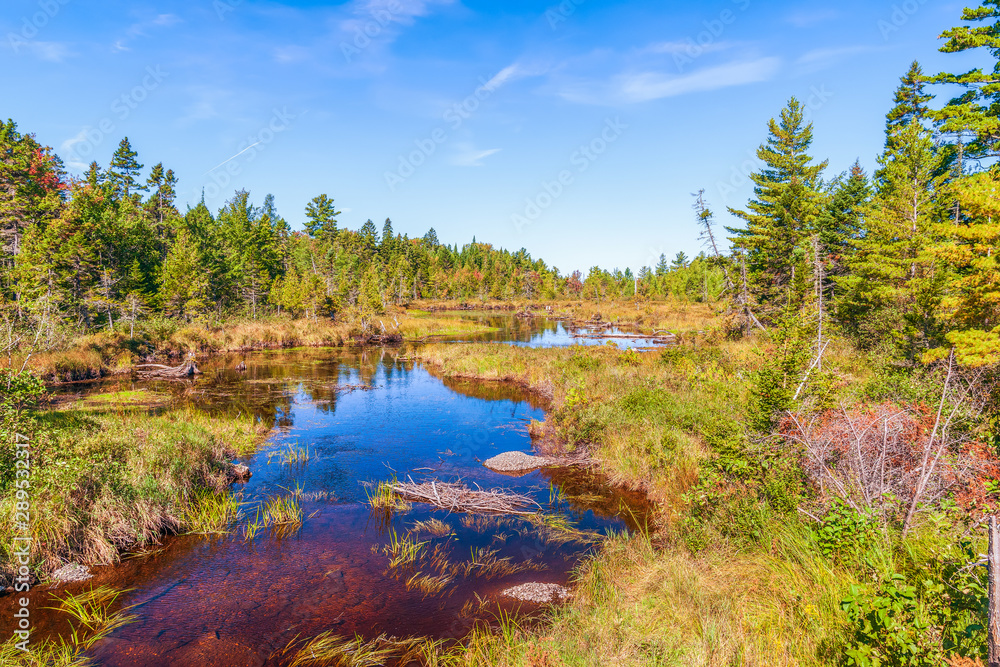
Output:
[5, 316, 655, 666]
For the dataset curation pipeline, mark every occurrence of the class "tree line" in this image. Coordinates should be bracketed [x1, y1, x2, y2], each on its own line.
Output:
[0, 124, 725, 337]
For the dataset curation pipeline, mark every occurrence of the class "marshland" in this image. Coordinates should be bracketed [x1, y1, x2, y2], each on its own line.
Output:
[8, 0, 1000, 665]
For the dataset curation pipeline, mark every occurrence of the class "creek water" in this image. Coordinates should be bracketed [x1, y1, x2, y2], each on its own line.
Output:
[6, 317, 653, 666]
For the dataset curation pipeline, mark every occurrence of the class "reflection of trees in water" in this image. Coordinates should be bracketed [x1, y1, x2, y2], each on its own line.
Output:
[435, 373, 548, 411]
[538, 466, 653, 533]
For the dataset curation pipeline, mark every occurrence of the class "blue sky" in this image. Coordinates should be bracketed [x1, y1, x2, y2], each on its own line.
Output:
[0, 0, 981, 274]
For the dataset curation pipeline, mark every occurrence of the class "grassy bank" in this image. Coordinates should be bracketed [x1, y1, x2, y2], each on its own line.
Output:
[411, 299, 720, 336]
[0, 395, 270, 576]
[418, 320, 990, 664]
[12, 310, 499, 383]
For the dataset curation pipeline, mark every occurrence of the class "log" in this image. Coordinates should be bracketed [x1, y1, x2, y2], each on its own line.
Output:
[136, 359, 202, 378]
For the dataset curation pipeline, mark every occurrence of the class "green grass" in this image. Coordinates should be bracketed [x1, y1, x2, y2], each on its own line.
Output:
[415, 319, 991, 666]
[0, 406, 270, 573]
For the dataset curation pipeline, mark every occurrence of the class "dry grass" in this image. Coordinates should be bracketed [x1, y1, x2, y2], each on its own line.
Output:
[410, 518, 455, 537]
[0, 406, 270, 573]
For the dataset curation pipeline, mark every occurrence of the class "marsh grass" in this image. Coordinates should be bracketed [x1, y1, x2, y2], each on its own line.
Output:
[48, 586, 139, 651]
[183, 490, 243, 535]
[280, 632, 450, 667]
[406, 571, 454, 596]
[0, 406, 270, 572]
[0, 586, 141, 666]
[268, 442, 311, 466]
[382, 529, 429, 570]
[409, 518, 454, 537]
[365, 481, 412, 513]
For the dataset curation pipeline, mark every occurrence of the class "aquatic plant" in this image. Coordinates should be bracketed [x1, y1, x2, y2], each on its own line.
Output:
[364, 481, 411, 512]
[183, 490, 243, 535]
[268, 442, 311, 466]
[406, 571, 454, 596]
[409, 517, 454, 537]
[46, 586, 139, 651]
[382, 529, 428, 570]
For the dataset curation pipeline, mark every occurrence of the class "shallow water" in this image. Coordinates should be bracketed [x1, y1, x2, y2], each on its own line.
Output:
[5, 317, 652, 666]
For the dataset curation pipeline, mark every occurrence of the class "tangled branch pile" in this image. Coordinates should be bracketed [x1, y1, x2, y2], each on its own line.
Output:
[786, 398, 998, 531]
[388, 479, 540, 515]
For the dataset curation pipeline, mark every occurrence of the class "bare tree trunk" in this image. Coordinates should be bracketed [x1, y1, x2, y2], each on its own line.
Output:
[990, 515, 1000, 667]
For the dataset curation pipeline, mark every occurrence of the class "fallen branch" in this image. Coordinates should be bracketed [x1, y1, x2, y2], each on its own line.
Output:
[388, 478, 541, 516]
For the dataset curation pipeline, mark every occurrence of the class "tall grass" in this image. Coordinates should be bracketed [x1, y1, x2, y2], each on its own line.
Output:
[0, 406, 270, 572]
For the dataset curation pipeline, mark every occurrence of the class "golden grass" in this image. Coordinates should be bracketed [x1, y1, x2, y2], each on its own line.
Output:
[410, 518, 455, 537]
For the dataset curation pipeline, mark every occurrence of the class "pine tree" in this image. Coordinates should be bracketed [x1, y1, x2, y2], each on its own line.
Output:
[886, 61, 933, 135]
[837, 122, 949, 354]
[655, 254, 668, 277]
[726, 98, 829, 315]
[817, 161, 872, 276]
[423, 228, 439, 247]
[304, 194, 339, 238]
[930, 2, 1000, 160]
[108, 138, 145, 199]
[930, 170, 1000, 365]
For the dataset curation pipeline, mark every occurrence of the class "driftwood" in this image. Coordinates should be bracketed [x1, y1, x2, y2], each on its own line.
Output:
[388, 479, 540, 516]
[136, 359, 202, 378]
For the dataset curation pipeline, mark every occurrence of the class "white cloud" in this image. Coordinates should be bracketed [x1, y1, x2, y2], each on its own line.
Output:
[794, 45, 883, 74]
[559, 57, 781, 105]
[450, 143, 502, 167]
[15, 41, 74, 62]
[643, 40, 738, 56]
[61, 130, 91, 171]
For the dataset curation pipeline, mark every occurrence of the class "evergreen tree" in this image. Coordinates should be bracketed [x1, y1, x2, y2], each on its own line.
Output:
[837, 122, 949, 355]
[304, 194, 339, 238]
[817, 161, 872, 276]
[726, 98, 829, 315]
[886, 61, 933, 135]
[930, 2, 1000, 160]
[108, 138, 145, 199]
[423, 227, 439, 247]
[655, 254, 669, 277]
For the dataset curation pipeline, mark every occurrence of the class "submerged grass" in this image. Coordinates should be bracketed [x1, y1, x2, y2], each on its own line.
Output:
[0, 586, 139, 666]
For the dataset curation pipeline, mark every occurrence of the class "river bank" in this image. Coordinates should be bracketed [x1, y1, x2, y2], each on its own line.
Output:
[417, 316, 992, 665]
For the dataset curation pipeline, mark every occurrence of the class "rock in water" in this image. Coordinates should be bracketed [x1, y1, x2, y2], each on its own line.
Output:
[500, 583, 569, 604]
[228, 463, 252, 483]
[482, 451, 553, 473]
[51, 563, 93, 583]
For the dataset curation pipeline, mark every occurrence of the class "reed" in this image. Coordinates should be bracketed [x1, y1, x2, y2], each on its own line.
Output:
[183, 490, 243, 535]
[409, 518, 454, 537]
[46, 586, 139, 652]
[382, 529, 428, 570]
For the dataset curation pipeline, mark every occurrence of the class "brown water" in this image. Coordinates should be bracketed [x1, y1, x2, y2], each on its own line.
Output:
[3, 317, 652, 666]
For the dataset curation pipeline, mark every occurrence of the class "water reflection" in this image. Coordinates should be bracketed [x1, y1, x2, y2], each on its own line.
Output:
[15, 316, 651, 667]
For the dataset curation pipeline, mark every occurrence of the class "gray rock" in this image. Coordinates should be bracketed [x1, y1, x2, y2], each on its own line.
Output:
[483, 451, 553, 473]
[500, 582, 569, 604]
[51, 563, 92, 583]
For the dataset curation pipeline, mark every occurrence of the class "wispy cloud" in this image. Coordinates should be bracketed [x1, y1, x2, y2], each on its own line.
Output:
[61, 130, 90, 170]
[785, 9, 839, 28]
[16, 41, 74, 62]
[450, 143, 502, 167]
[642, 41, 739, 56]
[115, 13, 181, 52]
[795, 45, 883, 74]
[559, 57, 781, 105]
